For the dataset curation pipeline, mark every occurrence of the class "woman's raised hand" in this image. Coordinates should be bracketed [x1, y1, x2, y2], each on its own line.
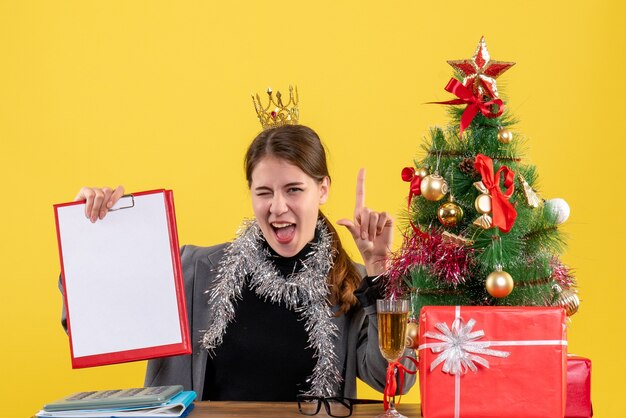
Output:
[74, 186, 125, 223]
[337, 169, 393, 276]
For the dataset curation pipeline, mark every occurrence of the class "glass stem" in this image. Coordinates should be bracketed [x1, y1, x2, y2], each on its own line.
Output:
[389, 366, 397, 410]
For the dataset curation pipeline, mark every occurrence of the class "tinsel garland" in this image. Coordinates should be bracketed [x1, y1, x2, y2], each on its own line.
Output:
[550, 257, 575, 289]
[387, 229, 475, 297]
[201, 219, 342, 397]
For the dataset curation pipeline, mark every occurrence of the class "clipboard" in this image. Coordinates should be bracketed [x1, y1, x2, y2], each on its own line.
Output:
[54, 189, 191, 368]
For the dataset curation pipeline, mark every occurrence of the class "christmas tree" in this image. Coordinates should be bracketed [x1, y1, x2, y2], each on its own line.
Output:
[388, 37, 579, 319]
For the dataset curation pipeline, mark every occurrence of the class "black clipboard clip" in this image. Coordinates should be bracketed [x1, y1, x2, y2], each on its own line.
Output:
[108, 194, 135, 212]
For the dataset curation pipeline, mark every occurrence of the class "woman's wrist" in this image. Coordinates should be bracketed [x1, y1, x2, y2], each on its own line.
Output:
[364, 256, 389, 276]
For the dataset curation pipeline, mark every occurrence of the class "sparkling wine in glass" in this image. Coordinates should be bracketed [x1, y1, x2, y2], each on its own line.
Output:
[376, 299, 409, 418]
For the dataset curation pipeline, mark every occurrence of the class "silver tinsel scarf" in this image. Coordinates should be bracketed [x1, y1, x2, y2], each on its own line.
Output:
[201, 219, 343, 397]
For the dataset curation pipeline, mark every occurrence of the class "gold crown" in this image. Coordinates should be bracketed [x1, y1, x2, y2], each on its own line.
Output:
[252, 85, 299, 129]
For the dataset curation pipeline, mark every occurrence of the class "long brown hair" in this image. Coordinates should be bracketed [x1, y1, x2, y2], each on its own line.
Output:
[244, 125, 361, 314]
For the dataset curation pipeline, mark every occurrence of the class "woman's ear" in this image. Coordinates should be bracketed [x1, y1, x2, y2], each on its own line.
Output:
[319, 176, 330, 204]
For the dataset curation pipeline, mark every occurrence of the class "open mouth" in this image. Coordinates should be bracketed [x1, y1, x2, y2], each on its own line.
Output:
[271, 222, 296, 244]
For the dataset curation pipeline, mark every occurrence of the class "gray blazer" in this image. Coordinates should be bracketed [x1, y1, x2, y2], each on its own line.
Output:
[62, 243, 415, 399]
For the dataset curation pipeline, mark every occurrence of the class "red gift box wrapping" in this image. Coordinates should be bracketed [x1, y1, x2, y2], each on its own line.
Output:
[418, 306, 567, 418]
[566, 355, 592, 417]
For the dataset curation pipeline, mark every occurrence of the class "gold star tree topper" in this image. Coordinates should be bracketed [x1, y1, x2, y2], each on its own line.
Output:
[447, 36, 515, 99]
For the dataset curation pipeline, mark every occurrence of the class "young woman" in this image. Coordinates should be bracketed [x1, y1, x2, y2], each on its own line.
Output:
[66, 124, 415, 401]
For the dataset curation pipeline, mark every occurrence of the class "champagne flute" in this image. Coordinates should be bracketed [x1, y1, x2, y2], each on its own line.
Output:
[376, 299, 409, 418]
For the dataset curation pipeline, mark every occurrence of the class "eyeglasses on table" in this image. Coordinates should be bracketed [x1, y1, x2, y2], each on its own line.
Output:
[297, 395, 384, 417]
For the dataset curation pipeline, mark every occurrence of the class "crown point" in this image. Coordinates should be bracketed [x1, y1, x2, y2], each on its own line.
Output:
[266, 88, 272, 95]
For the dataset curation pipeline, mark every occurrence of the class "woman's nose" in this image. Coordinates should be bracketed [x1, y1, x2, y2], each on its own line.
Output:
[270, 193, 288, 215]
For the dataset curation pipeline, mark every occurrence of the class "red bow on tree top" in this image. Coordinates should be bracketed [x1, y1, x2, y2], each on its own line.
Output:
[431, 79, 504, 139]
[474, 154, 517, 233]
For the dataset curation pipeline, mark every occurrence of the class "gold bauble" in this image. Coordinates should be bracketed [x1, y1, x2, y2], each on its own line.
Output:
[485, 270, 514, 298]
[555, 289, 580, 316]
[415, 167, 429, 178]
[420, 173, 449, 201]
[474, 193, 492, 214]
[497, 128, 513, 144]
[405, 320, 420, 349]
[438, 201, 464, 227]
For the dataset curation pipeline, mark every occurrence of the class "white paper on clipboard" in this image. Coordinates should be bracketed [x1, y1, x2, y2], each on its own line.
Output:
[54, 189, 190, 368]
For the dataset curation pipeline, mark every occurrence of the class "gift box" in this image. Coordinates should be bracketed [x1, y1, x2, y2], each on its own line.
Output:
[566, 355, 593, 417]
[418, 306, 567, 418]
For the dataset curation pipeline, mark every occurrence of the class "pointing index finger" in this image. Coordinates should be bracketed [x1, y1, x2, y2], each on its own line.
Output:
[355, 168, 365, 211]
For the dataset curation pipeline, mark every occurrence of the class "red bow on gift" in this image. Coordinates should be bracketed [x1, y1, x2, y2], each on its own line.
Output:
[474, 154, 517, 233]
[431, 78, 504, 138]
[383, 356, 419, 411]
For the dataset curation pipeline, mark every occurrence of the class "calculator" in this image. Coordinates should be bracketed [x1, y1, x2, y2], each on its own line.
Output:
[42, 385, 184, 411]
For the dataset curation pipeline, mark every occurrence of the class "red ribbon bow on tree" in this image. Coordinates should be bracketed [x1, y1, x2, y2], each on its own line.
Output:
[431, 78, 504, 138]
[401, 167, 422, 204]
[383, 356, 419, 411]
[474, 154, 517, 233]
[400, 167, 428, 239]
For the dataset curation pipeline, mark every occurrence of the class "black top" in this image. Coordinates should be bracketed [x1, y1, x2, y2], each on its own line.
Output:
[201, 230, 383, 401]
[202, 239, 318, 401]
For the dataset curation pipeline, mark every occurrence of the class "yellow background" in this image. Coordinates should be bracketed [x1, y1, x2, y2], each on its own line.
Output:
[1, 1, 623, 416]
